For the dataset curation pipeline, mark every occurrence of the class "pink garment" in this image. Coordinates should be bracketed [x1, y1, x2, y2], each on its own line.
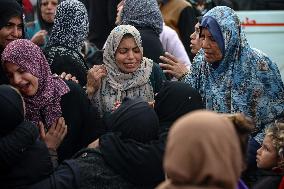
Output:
[159, 23, 191, 69]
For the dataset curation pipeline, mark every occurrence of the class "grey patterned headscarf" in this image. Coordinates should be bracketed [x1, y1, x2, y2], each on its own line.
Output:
[93, 25, 154, 115]
[47, 0, 89, 51]
[120, 0, 163, 35]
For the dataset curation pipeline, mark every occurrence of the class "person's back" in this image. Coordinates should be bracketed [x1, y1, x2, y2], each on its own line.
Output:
[118, 0, 165, 64]
[45, 0, 89, 86]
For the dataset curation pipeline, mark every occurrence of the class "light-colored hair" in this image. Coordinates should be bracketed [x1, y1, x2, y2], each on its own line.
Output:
[266, 122, 284, 170]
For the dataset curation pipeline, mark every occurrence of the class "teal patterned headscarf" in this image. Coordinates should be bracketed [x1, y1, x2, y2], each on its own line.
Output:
[183, 6, 284, 143]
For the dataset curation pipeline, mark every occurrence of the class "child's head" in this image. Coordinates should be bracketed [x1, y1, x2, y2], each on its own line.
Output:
[256, 122, 284, 171]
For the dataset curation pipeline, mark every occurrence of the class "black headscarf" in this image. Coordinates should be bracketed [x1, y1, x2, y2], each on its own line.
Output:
[100, 81, 204, 186]
[154, 81, 204, 132]
[0, 85, 24, 137]
[0, 0, 22, 30]
[106, 97, 159, 143]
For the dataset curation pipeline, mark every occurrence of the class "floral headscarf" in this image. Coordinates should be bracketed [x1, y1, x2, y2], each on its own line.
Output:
[1, 39, 69, 128]
[183, 6, 284, 143]
[120, 0, 163, 35]
[93, 25, 154, 115]
[47, 0, 89, 51]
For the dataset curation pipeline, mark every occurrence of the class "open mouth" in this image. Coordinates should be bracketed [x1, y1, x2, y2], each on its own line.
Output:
[18, 83, 31, 94]
[124, 64, 136, 69]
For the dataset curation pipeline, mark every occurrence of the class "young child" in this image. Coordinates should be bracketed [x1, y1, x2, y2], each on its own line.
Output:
[253, 122, 284, 189]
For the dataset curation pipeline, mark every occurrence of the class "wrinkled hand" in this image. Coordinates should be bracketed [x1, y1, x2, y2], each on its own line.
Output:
[38, 117, 67, 150]
[31, 30, 47, 46]
[88, 138, 100, 149]
[159, 52, 189, 79]
[86, 65, 107, 98]
[60, 72, 79, 83]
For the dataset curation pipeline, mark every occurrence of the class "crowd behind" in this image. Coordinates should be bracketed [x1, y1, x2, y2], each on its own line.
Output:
[0, 0, 284, 189]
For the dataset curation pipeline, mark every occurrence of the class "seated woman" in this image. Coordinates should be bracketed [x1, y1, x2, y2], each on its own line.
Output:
[159, 6, 284, 168]
[1, 39, 105, 161]
[87, 25, 166, 116]
[26, 0, 60, 48]
[45, 0, 89, 86]
[156, 110, 245, 189]
[0, 84, 66, 188]
[252, 122, 284, 189]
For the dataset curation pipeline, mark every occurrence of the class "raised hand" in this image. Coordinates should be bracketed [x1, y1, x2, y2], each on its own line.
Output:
[159, 52, 189, 79]
[86, 65, 107, 98]
[38, 117, 67, 150]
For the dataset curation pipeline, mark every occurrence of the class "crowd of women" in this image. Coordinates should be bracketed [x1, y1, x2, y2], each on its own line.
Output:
[0, 0, 283, 188]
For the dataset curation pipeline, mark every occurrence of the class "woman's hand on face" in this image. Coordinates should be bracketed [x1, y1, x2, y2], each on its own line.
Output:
[159, 52, 189, 79]
[60, 72, 79, 84]
[86, 65, 107, 98]
[38, 117, 67, 150]
[31, 30, 47, 46]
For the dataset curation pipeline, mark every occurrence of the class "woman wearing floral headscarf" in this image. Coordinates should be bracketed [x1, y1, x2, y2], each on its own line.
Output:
[2, 39, 105, 161]
[87, 25, 166, 116]
[159, 6, 284, 169]
[45, 0, 89, 86]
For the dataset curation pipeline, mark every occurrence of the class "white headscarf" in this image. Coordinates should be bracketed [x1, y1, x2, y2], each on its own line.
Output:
[93, 25, 154, 115]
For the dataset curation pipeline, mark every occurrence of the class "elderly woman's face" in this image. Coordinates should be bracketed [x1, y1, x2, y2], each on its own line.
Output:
[41, 0, 58, 23]
[200, 28, 223, 63]
[115, 35, 142, 73]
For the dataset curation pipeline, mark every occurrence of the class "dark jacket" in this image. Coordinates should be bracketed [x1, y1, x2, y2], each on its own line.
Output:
[137, 27, 165, 65]
[44, 46, 89, 87]
[57, 80, 106, 161]
[81, 0, 120, 49]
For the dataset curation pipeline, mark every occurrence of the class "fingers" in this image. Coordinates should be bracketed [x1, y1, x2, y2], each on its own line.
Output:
[60, 72, 67, 79]
[65, 74, 72, 80]
[88, 66, 107, 82]
[53, 117, 67, 139]
[164, 52, 180, 63]
[60, 72, 78, 83]
[71, 76, 79, 83]
[159, 55, 178, 66]
[159, 62, 173, 70]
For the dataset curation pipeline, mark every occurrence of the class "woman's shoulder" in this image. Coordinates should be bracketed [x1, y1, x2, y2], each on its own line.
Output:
[61, 81, 86, 102]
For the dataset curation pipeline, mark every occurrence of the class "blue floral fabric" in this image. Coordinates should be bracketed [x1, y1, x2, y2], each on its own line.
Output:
[183, 6, 284, 143]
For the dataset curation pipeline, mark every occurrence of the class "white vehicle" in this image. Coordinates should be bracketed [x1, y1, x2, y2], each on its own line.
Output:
[235, 0, 284, 80]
